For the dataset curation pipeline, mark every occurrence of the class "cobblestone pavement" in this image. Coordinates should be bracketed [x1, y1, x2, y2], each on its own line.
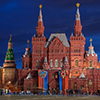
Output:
[0, 95, 100, 100]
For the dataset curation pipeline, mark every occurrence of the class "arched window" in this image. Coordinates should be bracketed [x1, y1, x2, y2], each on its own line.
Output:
[90, 61, 92, 67]
[89, 80, 92, 87]
[50, 60, 53, 67]
[73, 82, 77, 89]
[27, 85, 30, 90]
[55, 60, 58, 67]
[36, 60, 39, 67]
[75, 60, 78, 67]
[26, 62, 27, 68]
[60, 60, 63, 67]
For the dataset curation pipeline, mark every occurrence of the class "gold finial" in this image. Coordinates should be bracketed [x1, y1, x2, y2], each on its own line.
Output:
[90, 38, 92, 42]
[39, 4, 42, 9]
[27, 40, 29, 43]
[76, 3, 80, 8]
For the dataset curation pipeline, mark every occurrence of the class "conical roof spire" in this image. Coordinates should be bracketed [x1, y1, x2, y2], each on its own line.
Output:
[44, 57, 47, 62]
[36, 4, 45, 37]
[23, 40, 31, 57]
[26, 73, 33, 79]
[79, 72, 85, 78]
[38, 4, 43, 21]
[9, 34, 12, 42]
[5, 35, 15, 61]
[76, 3, 80, 20]
[65, 56, 68, 62]
[74, 3, 82, 36]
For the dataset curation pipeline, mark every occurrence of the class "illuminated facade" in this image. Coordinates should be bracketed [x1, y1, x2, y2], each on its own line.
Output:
[2, 3, 100, 94]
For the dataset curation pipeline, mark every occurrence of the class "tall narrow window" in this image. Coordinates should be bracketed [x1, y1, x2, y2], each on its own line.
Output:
[90, 61, 92, 67]
[55, 60, 58, 67]
[60, 60, 63, 67]
[26, 62, 27, 68]
[75, 60, 78, 67]
[50, 60, 53, 67]
[36, 60, 39, 67]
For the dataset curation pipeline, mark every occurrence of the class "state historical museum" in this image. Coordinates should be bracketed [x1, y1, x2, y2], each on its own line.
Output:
[2, 3, 100, 94]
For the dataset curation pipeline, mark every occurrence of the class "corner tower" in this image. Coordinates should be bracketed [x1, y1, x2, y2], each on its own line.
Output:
[70, 3, 85, 71]
[2, 35, 17, 84]
[32, 4, 47, 70]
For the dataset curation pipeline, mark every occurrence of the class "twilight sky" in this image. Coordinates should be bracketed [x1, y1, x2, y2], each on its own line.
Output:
[0, 0, 100, 69]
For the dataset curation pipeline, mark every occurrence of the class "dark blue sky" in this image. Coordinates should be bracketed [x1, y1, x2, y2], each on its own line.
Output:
[0, 0, 100, 69]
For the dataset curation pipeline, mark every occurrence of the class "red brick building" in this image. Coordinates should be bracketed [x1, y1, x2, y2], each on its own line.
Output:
[2, 3, 100, 94]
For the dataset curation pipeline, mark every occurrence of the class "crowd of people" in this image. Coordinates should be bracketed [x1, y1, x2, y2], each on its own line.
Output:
[0, 88, 100, 96]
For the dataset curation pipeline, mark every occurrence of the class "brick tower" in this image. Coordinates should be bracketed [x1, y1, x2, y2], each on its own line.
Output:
[70, 3, 85, 77]
[32, 4, 47, 70]
[2, 35, 17, 84]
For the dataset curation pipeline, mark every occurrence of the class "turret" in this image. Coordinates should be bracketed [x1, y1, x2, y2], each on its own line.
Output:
[85, 39, 97, 68]
[22, 40, 32, 69]
[3, 35, 17, 84]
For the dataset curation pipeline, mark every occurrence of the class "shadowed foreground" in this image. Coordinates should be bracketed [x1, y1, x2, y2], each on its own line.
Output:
[0, 95, 100, 100]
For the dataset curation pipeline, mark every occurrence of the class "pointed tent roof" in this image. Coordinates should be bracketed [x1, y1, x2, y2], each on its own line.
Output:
[23, 40, 31, 57]
[5, 35, 15, 60]
[79, 72, 85, 79]
[65, 56, 68, 62]
[26, 73, 33, 79]
[44, 57, 47, 62]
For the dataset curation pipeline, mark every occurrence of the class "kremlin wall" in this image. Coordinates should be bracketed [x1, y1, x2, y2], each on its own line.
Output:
[1, 3, 100, 94]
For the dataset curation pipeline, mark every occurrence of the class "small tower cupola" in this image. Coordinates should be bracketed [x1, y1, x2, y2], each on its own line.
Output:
[87, 39, 97, 56]
[23, 40, 31, 57]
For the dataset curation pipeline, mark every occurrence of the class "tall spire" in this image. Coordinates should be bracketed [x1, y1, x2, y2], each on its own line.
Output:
[74, 3, 82, 36]
[36, 4, 45, 37]
[39, 4, 43, 21]
[76, 3, 80, 20]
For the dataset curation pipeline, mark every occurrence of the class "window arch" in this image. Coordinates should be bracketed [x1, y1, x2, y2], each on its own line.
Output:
[50, 60, 53, 67]
[36, 60, 39, 67]
[60, 60, 63, 67]
[55, 59, 58, 67]
[75, 60, 78, 67]
[90, 61, 92, 67]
